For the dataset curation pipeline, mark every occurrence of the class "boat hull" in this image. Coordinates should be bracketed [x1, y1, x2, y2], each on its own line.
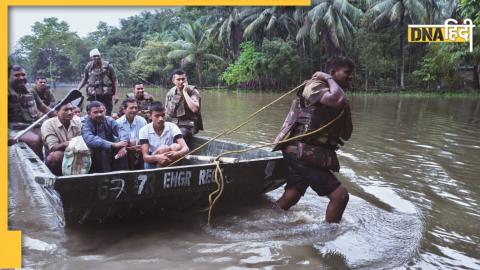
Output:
[12, 137, 287, 225]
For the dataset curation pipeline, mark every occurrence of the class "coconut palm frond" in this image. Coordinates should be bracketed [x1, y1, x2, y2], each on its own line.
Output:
[389, 2, 403, 23]
[204, 53, 227, 63]
[266, 15, 277, 31]
[323, 6, 336, 27]
[296, 17, 311, 41]
[370, 0, 396, 15]
[167, 49, 190, 59]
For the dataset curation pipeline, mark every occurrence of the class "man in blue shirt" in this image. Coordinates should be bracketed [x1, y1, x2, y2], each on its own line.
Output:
[82, 101, 128, 173]
[116, 97, 147, 170]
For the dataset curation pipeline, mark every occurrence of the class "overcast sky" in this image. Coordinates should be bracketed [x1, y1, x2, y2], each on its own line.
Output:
[8, 7, 160, 53]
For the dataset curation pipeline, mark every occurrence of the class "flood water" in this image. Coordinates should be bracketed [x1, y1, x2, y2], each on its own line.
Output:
[8, 88, 480, 269]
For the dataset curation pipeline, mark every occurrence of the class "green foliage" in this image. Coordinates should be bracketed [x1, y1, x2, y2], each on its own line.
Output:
[130, 40, 175, 86]
[306, 0, 363, 54]
[461, 0, 480, 25]
[167, 22, 226, 85]
[103, 44, 138, 85]
[221, 42, 262, 86]
[356, 29, 398, 78]
[260, 39, 300, 83]
[221, 39, 300, 88]
[16, 17, 84, 82]
[9, 4, 479, 91]
[413, 44, 463, 88]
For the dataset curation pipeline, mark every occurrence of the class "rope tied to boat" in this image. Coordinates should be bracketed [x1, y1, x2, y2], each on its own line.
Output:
[164, 81, 344, 226]
[166, 81, 307, 168]
[206, 109, 345, 226]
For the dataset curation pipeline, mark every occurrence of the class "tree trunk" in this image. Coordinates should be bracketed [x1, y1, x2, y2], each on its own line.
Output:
[232, 22, 242, 60]
[365, 65, 368, 91]
[195, 62, 202, 86]
[308, 38, 314, 75]
[400, 17, 405, 90]
[473, 64, 480, 90]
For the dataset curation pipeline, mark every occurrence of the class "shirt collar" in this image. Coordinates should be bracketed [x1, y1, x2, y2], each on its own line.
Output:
[148, 123, 167, 137]
[55, 117, 80, 128]
[119, 115, 139, 124]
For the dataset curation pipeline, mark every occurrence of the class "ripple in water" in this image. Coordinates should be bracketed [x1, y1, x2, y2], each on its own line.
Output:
[201, 190, 423, 269]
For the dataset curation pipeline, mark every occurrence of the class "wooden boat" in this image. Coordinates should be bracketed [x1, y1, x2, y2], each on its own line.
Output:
[12, 136, 287, 225]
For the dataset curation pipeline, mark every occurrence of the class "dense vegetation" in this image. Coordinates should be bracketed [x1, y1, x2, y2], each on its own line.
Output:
[8, 1, 480, 91]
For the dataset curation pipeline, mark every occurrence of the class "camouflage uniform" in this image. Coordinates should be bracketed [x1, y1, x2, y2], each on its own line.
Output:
[272, 78, 353, 196]
[8, 87, 43, 125]
[33, 85, 55, 107]
[82, 60, 116, 115]
[126, 92, 154, 120]
[165, 85, 203, 143]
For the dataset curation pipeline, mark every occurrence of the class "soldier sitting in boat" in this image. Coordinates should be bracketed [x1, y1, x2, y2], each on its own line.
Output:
[8, 64, 51, 160]
[41, 102, 82, 175]
[116, 97, 147, 170]
[165, 69, 203, 146]
[82, 101, 128, 173]
[72, 105, 83, 122]
[32, 76, 55, 108]
[139, 101, 189, 168]
[113, 82, 154, 120]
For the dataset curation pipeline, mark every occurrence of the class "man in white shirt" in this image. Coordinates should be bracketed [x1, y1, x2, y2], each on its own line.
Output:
[139, 101, 189, 169]
[116, 97, 147, 169]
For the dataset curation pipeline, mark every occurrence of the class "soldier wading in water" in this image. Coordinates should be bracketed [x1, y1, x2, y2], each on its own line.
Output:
[272, 56, 354, 223]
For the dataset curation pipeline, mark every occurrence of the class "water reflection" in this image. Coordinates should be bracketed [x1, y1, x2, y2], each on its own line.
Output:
[9, 90, 480, 269]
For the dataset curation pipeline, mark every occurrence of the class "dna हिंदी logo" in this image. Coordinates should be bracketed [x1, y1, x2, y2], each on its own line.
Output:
[408, 19, 476, 52]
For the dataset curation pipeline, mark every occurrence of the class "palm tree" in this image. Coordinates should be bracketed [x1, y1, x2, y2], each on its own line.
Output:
[131, 40, 175, 87]
[203, 7, 254, 60]
[167, 22, 226, 86]
[303, 0, 363, 55]
[242, 7, 299, 42]
[367, 0, 427, 89]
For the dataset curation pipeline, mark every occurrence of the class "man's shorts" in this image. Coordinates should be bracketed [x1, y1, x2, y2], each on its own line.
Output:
[282, 150, 341, 196]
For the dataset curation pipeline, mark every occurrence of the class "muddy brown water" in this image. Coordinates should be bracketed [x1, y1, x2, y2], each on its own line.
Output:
[8, 88, 480, 269]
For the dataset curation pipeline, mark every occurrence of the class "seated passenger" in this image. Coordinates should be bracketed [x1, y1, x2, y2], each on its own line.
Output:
[72, 105, 83, 122]
[32, 76, 55, 108]
[113, 83, 154, 121]
[151, 143, 182, 168]
[41, 102, 82, 175]
[8, 64, 51, 160]
[116, 98, 147, 170]
[153, 143, 181, 155]
[82, 101, 128, 173]
[127, 82, 154, 121]
[165, 69, 203, 146]
[139, 101, 189, 168]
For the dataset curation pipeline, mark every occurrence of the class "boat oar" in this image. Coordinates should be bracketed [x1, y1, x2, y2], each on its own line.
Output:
[13, 89, 84, 141]
[185, 155, 238, 164]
